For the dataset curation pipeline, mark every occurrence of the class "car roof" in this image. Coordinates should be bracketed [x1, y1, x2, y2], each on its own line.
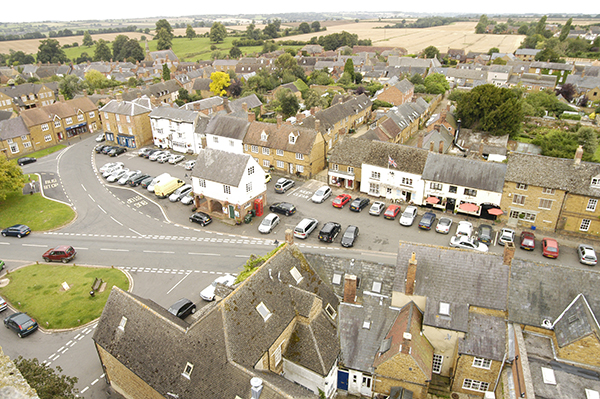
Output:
[51, 245, 72, 251]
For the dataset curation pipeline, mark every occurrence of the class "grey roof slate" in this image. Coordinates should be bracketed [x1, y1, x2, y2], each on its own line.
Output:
[0, 110, 12, 122]
[229, 94, 263, 113]
[0, 116, 29, 141]
[99, 96, 152, 116]
[191, 148, 251, 186]
[553, 294, 600, 348]
[394, 242, 508, 333]
[458, 313, 506, 361]
[149, 105, 198, 123]
[363, 142, 429, 175]
[328, 137, 373, 168]
[421, 153, 507, 193]
[204, 114, 250, 140]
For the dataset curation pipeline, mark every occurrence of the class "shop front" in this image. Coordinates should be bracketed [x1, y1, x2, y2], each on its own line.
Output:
[329, 170, 356, 190]
[65, 122, 88, 137]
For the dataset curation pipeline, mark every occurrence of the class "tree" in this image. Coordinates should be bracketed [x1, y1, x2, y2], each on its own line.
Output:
[112, 34, 129, 61]
[85, 70, 109, 92]
[93, 39, 112, 61]
[263, 20, 280, 39]
[277, 88, 299, 118]
[422, 45, 439, 59]
[8, 50, 35, 66]
[209, 71, 230, 96]
[344, 58, 355, 82]
[186, 24, 196, 40]
[274, 53, 304, 81]
[299, 22, 311, 34]
[155, 19, 174, 38]
[559, 18, 572, 41]
[37, 39, 67, 64]
[518, 24, 529, 35]
[308, 69, 333, 86]
[487, 47, 500, 55]
[14, 356, 78, 399]
[303, 88, 328, 109]
[59, 75, 84, 99]
[311, 21, 321, 32]
[210, 22, 227, 43]
[156, 28, 172, 50]
[82, 31, 93, 47]
[229, 80, 243, 97]
[245, 23, 261, 40]
[532, 129, 584, 159]
[475, 15, 489, 34]
[229, 46, 242, 59]
[424, 73, 449, 94]
[535, 15, 548, 36]
[409, 73, 424, 86]
[162, 64, 170, 81]
[535, 47, 561, 62]
[121, 39, 144, 62]
[578, 127, 598, 155]
[0, 157, 26, 200]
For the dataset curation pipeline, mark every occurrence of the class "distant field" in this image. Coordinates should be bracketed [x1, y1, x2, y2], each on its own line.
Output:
[0, 32, 148, 54]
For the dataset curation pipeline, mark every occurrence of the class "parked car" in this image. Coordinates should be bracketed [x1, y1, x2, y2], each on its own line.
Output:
[449, 235, 489, 252]
[128, 174, 151, 187]
[399, 206, 418, 226]
[102, 164, 125, 178]
[180, 192, 195, 205]
[274, 178, 295, 193]
[118, 170, 141, 185]
[183, 160, 196, 170]
[200, 274, 236, 301]
[383, 204, 401, 219]
[318, 222, 341, 243]
[1, 224, 31, 238]
[542, 238, 560, 259]
[95, 144, 109, 153]
[269, 202, 296, 216]
[138, 147, 153, 157]
[154, 177, 184, 198]
[4, 312, 38, 338]
[294, 218, 319, 239]
[258, 213, 280, 234]
[189, 212, 212, 226]
[149, 150, 168, 161]
[168, 298, 196, 319]
[519, 231, 536, 251]
[101, 145, 116, 155]
[456, 221, 473, 238]
[17, 157, 36, 166]
[476, 224, 494, 245]
[106, 168, 129, 183]
[341, 225, 359, 247]
[311, 186, 332, 203]
[168, 184, 193, 202]
[169, 154, 186, 164]
[577, 244, 597, 266]
[42, 245, 76, 263]
[99, 162, 123, 174]
[264, 171, 272, 183]
[140, 176, 154, 189]
[369, 201, 386, 216]
[498, 228, 515, 246]
[122, 171, 144, 186]
[143, 149, 161, 159]
[332, 194, 352, 208]
[418, 212, 437, 230]
[350, 197, 370, 212]
[147, 173, 171, 192]
[435, 217, 453, 234]
[95, 133, 105, 142]
[156, 153, 173, 163]
[108, 147, 127, 157]
[0, 295, 6, 312]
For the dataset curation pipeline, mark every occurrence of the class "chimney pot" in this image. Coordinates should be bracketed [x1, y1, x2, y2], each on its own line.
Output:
[248, 112, 255, 122]
[429, 141, 434, 152]
[575, 145, 583, 164]
[503, 242, 516, 266]
[418, 135, 423, 148]
[405, 252, 417, 295]
[285, 229, 294, 245]
[439, 141, 444, 153]
[315, 119, 321, 131]
[242, 102, 248, 112]
[277, 115, 283, 128]
[343, 274, 357, 304]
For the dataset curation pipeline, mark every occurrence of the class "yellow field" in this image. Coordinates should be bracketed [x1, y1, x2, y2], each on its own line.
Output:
[0, 32, 147, 54]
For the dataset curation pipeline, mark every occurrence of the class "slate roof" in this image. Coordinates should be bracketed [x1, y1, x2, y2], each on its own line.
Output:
[0, 110, 14, 122]
[328, 137, 373, 168]
[20, 97, 96, 127]
[508, 73, 557, 87]
[0, 116, 29, 141]
[458, 313, 506, 361]
[300, 94, 372, 133]
[422, 153, 507, 193]
[204, 114, 250, 140]
[182, 96, 223, 111]
[0, 83, 47, 99]
[509, 258, 600, 329]
[149, 106, 198, 123]
[244, 121, 319, 156]
[191, 148, 251, 186]
[192, 78, 212, 91]
[229, 94, 262, 113]
[99, 96, 152, 116]
[553, 294, 600, 348]
[395, 242, 508, 333]
[363, 141, 429, 175]
[149, 49, 178, 62]
[566, 74, 600, 90]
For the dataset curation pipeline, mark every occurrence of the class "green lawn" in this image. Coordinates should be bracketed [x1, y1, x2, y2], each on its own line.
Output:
[7, 144, 66, 165]
[0, 264, 129, 329]
[0, 189, 75, 231]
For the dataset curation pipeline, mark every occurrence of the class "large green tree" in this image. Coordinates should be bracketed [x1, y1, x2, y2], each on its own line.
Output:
[186, 24, 196, 40]
[536, 15, 548, 36]
[210, 22, 227, 43]
[156, 28, 172, 50]
[559, 18, 573, 41]
[93, 39, 112, 61]
[112, 34, 129, 61]
[424, 73, 449, 94]
[475, 15, 489, 34]
[37, 39, 68, 64]
[311, 21, 321, 32]
[0, 157, 25, 200]
[299, 22, 311, 34]
[59, 75, 84, 99]
[578, 127, 599, 155]
[155, 19, 173, 38]
[422, 45, 440, 59]
[162, 64, 171, 81]
[121, 39, 144, 62]
[82, 31, 93, 47]
[276, 88, 299, 118]
[8, 50, 35, 66]
[14, 356, 78, 399]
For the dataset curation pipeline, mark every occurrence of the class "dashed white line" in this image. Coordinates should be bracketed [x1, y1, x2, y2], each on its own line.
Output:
[110, 216, 123, 226]
[100, 248, 129, 252]
[91, 378, 99, 385]
[88, 193, 96, 202]
[97, 205, 107, 214]
[188, 252, 221, 256]
[80, 387, 89, 393]
[143, 250, 175, 254]
[22, 244, 47, 248]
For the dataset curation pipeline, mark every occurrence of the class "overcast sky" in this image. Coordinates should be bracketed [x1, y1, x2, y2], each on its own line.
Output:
[5, 2, 598, 23]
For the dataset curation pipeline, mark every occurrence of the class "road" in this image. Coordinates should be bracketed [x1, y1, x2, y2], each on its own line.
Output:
[1, 134, 594, 397]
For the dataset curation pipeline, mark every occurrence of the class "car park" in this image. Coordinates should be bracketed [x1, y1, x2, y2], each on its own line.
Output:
[293, 218, 319, 239]
[106, 168, 129, 182]
[184, 160, 196, 170]
[1, 224, 31, 238]
[577, 244, 597, 266]
[95, 144, 109, 153]
[383, 204, 401, 219]
[95, 133, 105, 142]
[143, 149, 161, 159]
[147, 173, 171, 192]
[168, 184, 193, 202]
[519, 231, 536, 250]
[476, 224, 494, 245]
[138, 148, 153, 157]
[258, 213, 280, 234]
[4, 313, 38, 338]
[189, 212, 212, 226]
[418, 212, 436, 230]
[17, 157, 36, 166]
[168, 298, 196, 319]
[332, 194, 352, 208]
[108, 147, 127, 157]
[156, 153, 173, 163]
[274, 178, 295, 193]
[99, 162, 123, 174]
[180, 192, 195, 205]
[118, 170, 141, 185]
[542, 238, 559, 259]
[449, 235, 489, 252]
[269, 202, 296, 216]
[318, 222, 341, 243]
[101, 145, 116, 155]
[350, 197, 370, 212]
[42, 245, 76, 263]
[169, 154, 186, 164]
[498, 228, 515, 246]
[311, 186, 332, 203]
[341, 225, 359, 247]
[200, 274, 236, 301]
[149, 150, 168, 161]
[123, 171, 144, 185]
[128, 174, 151, 187]
[154, 177, 184, 198]
[369, 201, 386, 216]
[399, 206, 418, 226]
[435, 217, 453, 234]
[102, 164, 126, 178]
[456, 221, 473, 238]
[140, 176, 154, 189]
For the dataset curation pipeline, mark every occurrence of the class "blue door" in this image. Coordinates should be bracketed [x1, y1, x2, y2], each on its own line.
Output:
[337, 370, 348, 390]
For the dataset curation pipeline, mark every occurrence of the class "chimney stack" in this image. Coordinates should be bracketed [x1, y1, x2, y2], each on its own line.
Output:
[574, 145, 583, 165]
[429, 141, 434, 152]
[58, 94, 65, 102]
[418, 135, 423, 148]
[250, 378, 263, 399]
[343, 275, 357, 304]
[242, 102, 248, 112]
[405, 252, 417, 295]
[116, 92, 123, 102]
[285, 229, 294, 245]
[277, 115, 283, 128]
[296, 112, 305, 123]
[503, 242, 516, 266]
[439, 141, 444, 154]
[315, 119, 321, 131]
[248, 112, 256, 122]
[479, 143, 484, 156]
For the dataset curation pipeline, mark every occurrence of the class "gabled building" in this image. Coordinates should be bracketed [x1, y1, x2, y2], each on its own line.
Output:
[0, 83, 56, 111]
[149, 106, 208, 154]
[328, 137, 371, 190]
[204, 114, 250, 154]
[374, 78, 414, 106]
[507, 73, 558, 93]
[0, 116, 34, 158]
[100, 95, 153, 149]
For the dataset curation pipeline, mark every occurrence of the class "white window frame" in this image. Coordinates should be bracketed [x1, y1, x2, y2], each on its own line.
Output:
[587, 199, 598, 212]
[41, 123, 49, 131]
[248, 166, 254, 175]
[538, 198, 553, 210]
[77, 114, 84, 122]
[23, 142, 31, 148]
[331, 164, 339, 171]
[580, 219, 591, 232]
[369, 183, 380, 195]
[473, 357, 492, 369]
[516, 183, 528, 190]
[276, 149, 284, 156]
[118, 316, 127, 331]
[44, 134, 52, 142]
[89, 111, 95, 118]
[325, 303, 337, 319]
[462, 378, 489, 392]
[182, 362, 193, 379]
[430, 182, 443, 190]
[432, 354, 443, 374]
[263, 160, 270, 168]
[348, 166, 354, 173]
[65, 117, 73, 125]
[256, 302, 272, 321]
[542, 187, 555, 195]
[262, 147, 270, 155]
[9, 143, 19, 154]
[54, 120, 61, 128]
[251, 145, 258, 153]
[276, 160, 284, 168]
[295, 153, 304, 160]
[199, 179, 206, 188]
[371, 171, 380, 180]
[296, 165, 304, 173]
[223, 185, 231, 194]
[513, 194, 526, 205]
[246, 182, 252, 192]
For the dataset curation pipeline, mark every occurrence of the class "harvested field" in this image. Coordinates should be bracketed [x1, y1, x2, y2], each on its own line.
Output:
[0, 32, 147, 54]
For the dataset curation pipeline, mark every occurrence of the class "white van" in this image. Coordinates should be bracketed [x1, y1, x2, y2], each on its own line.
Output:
[293, 218, 319, 239]
[147, 173, 171, 193]
[154, 177, 184, 199]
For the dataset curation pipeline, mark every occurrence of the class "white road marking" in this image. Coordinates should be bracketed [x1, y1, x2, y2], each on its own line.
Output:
[81, 387, 89, 393]
[22, 244, 47, 247]
[110, 216, 123, 226]
[166, 271, 192, 294]
[81, 184, 87, 192]
[88, 193, 95, 202]
[97, 205, 107, 214]
[188, 252, 221, 256]
[143, 250, 175, 254]
[100, 248, 129, 252]
[0, 242, 9, 245]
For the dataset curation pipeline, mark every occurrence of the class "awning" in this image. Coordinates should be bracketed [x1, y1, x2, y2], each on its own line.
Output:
[459, 202, 480, 212]
[425, 196, 440, 204]
[487, 208, 504, 216]
[65, 122, 87, 130]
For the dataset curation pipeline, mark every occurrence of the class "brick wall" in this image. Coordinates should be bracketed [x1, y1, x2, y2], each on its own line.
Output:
[552, 333, 600, 368]
[560, 193, 600, 238]
[451, 354, 502, 396]
[374, 356, 429, 399]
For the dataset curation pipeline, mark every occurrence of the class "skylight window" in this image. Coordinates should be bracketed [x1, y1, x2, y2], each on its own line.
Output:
[439, 302, 450, 316]
[325, 303, 337, 320]
[118, 316, 127, 331]
[541, 367, 556, 385]
[332, 272, 342, 285]
[289, 267, 303, 284]
[182, 362, 193, 379]
[372, 281, 382, 293]
[256, 302, 272, 321]
[363, 320, 371, 329]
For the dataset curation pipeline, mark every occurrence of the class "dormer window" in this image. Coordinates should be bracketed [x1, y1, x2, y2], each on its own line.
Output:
[118, 316, 127, 331]
[592, 176, 600, 188]
[256, 302, 272, 321]
[289, 133, 297, 144]
[325, 303, 337, 319]
[290, 266, 303, 284]
[182, 362, 193, 379]
[439, 302, 450, 316]
[261, 131, 268, 141]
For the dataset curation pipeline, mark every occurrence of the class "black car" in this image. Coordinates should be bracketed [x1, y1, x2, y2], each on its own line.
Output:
[341, 225, 359, 247]
[318, 222, 341, 243]
[168, 298, 196, 319]
[1, 224, 31, 238]
[349, 197, 370, 212]
[4, 312, 38, 338]
[17, 157, 36, 166]
[269, 202, 296, 216]
[190, 212, 212, 226]
[128, 174, 151, 187]
[143, 149, 161, 159]
[95, 144, 109, 153]
[140, 176, 154, 189]
[101, 145, 116, 155]
[477, 224, 494, 245]
[108, 147, 127, 157]
[418, 212, 437, 230]
[138, 148, 153, 157]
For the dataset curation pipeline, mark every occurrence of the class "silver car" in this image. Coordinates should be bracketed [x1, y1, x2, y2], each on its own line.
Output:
[577, 244, 597, 266]
[168, 184, 193, 202]
[258, 213, 280, 234]
[399, 206, 418, 226]
[106, 168, 129, 183]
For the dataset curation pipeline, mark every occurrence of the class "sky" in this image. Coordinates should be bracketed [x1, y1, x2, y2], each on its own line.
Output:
[5, 1, 599, 23]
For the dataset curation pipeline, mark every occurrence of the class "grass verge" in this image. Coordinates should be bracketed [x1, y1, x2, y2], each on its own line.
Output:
[7, 144, 67, 165]
[0, 264, 129, 329]
[0, 190, 75, 231]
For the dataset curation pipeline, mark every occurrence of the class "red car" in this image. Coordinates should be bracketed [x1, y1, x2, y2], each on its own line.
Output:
[542, 238, 559, 258]
[332, 194, 352, 208]
[42, 245, 77, 263]
[384, 204, 401, 220]
[519, 231, 535, 250]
